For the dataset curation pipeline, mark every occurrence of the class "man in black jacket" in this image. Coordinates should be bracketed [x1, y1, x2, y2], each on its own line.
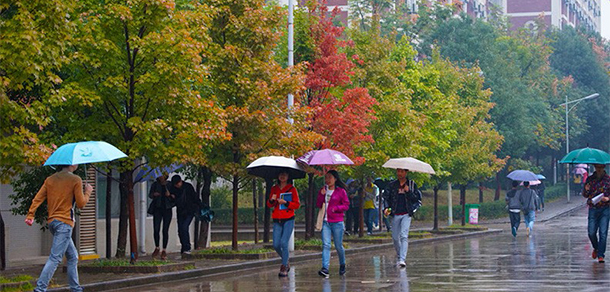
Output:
[169, 175, 201, 254]
[383, 169, 422, 268]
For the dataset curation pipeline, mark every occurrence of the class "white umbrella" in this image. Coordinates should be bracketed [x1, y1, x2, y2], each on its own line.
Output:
[382, 157, 436, 174]
[246, 156, 306, 180]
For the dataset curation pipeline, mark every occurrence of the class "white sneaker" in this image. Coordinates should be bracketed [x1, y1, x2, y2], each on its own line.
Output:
[397, 261, 406, 268]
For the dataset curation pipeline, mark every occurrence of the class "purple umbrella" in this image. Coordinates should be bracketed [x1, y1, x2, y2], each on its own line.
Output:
[297, 149, 354, 165]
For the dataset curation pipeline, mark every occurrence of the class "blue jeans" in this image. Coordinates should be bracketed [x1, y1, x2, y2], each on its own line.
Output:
[588, 207, 610, 258]
[35, 220, 82, 292]
[177, 213, 194, 253]
[364, 209, 376, 233]
[524, 210, 535, 231]
[273, 219, 294, 266]
[321, 221, 346, 269]
[392, 214, 412, 263]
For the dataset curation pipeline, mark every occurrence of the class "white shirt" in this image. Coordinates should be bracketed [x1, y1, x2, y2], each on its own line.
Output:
[324, 188, 333, 221]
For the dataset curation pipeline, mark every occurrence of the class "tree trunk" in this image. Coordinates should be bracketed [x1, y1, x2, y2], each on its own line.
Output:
[106, 169, 112, 259]
[125, 170, 138, 263]
[494, 172, 501, 201]
[252, 179, 259, 244]
[460, 184, 467, 226]
[305, 173, 315, 239]
[0, 211, 5, 270]
[358, 187, 364, 238]
[433, 184, 439, 231]
[263, 179, 272, 243]
[478, 182, 484, 203]
[232, 174, 239, 251]
[116, 172, 129, 258]
[197, 166, 213, 249]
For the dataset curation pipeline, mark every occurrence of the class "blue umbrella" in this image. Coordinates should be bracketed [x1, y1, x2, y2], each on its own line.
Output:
[44, 141, 127, 166]
[559, 147, 610, 165]
[507, 170, 538, 181]
[536, 174, 546, 180]
[134, 163, 183, 183]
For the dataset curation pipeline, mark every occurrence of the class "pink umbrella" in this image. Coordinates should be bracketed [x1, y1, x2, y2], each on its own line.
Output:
[574, 164, 588, 169]
[297, 149, 354, 165]
[520, 180, 541, 186]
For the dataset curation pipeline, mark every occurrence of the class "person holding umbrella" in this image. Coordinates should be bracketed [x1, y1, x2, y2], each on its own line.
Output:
[316, 170, 350, 278]
[582, 164, 610, 263]
[148, 174, 174, 260]
[383, 168, 422, 268]
[25, 164, 93, 292]
[267, 171, 300, 277]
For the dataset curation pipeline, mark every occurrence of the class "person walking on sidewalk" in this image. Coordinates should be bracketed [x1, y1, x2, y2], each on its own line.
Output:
[383, 169, 422, 268]
[25, 164, 92, 292]
[505, 180, 521, 237]
[170, 175, 201, 255]
[519, 181, 539, 237]
[316, 170, 350, 278]
[582, 164, 610, 263]
[345, 179, 361, 236]
[363, 177, 379, 235]
[149, 174, 174, 260]
[267, 171, 300, 277]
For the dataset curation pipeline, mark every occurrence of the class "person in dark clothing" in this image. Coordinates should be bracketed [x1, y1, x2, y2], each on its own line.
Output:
[169, 174, 201, 254]
[149, 174, 174, 260]
[537, 181, 546, 211]
[345, 180, 361, 235]
[505, 181, 521, 237]
[383, 169, 422, 268]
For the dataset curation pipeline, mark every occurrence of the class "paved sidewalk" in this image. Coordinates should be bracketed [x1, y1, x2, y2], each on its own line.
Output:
[480, 194, 587, 225]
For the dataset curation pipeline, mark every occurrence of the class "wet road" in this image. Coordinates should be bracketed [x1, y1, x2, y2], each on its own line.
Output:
[118, 207, 610, 292]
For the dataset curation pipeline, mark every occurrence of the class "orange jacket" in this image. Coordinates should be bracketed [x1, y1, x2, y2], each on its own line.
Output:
[267, 184, 300, 220]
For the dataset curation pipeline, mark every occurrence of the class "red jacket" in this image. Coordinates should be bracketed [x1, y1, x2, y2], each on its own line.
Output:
[267, 184, 300, 220]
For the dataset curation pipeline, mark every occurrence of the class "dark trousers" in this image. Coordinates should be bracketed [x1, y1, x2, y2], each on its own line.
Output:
[509, 211, 520, 231]
[345, 206, 360, 233]
[153, 208, 173, 249]
[177, 213, 194, 253]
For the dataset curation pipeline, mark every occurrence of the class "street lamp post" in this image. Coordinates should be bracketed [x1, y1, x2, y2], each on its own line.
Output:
[560, 93, 600, 202]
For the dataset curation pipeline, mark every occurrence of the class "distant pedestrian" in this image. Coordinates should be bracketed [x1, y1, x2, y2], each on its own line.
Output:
[25, 164, 92, 292]
[316, 170, 350, 278]
[149, 174, 174, 260]
[383, 169, 422, 268]
[169, 175, 201, 255]
[519, 181, 539, 237]
[363, 177, 379, 235]
[345, 179, 361, 235]
[505, 180, 521, 237]
[267, 171, 300, 277]
[582, 164, 610, 263]
[537, 180, 546, 211]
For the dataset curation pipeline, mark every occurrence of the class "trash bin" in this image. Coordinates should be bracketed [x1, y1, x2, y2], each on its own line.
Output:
[465, 204, 480, 224]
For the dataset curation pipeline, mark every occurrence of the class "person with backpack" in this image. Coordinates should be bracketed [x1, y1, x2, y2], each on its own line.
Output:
[267, 171, 300, 277]
[383, 169, 422, 268]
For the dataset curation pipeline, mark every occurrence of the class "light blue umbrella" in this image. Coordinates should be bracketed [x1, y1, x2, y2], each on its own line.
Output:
[507, 170, 538, 181]
[559, 147, 610, 165]
[536, 174, 546, 180]
[134, 163, 183, 183]
[44, 141, 127, 166]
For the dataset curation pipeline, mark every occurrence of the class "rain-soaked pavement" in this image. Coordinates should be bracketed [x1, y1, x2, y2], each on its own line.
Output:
[117, 207, 610, 292]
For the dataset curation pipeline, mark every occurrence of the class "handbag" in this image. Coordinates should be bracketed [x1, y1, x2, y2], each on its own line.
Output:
[315, 203, 325, 231]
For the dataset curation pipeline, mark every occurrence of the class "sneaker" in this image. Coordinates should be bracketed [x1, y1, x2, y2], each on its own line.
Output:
[367, 232, 373, 236]
[286, 264, 290, 272]
[599, 257, 605, 263]
[339, 264, 346, 276]
[593, 249, 598, 259]
[160, 250, 167, 260]
[511, 227, 517, 237]
[318, 268, 329, 278]
[182, 250, 191, 255]
[344, 231, 351, 236]
[397, 261, 406, 268]
[278, 265, 288, 277]
[151, 247, 160, 259]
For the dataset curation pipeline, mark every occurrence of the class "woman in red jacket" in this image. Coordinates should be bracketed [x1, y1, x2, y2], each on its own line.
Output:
[267, 171, 300, 277]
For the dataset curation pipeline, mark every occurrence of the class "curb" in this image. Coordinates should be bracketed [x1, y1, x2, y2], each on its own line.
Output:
[48, 229, 501, 292]
[538, 203, 586, 223]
